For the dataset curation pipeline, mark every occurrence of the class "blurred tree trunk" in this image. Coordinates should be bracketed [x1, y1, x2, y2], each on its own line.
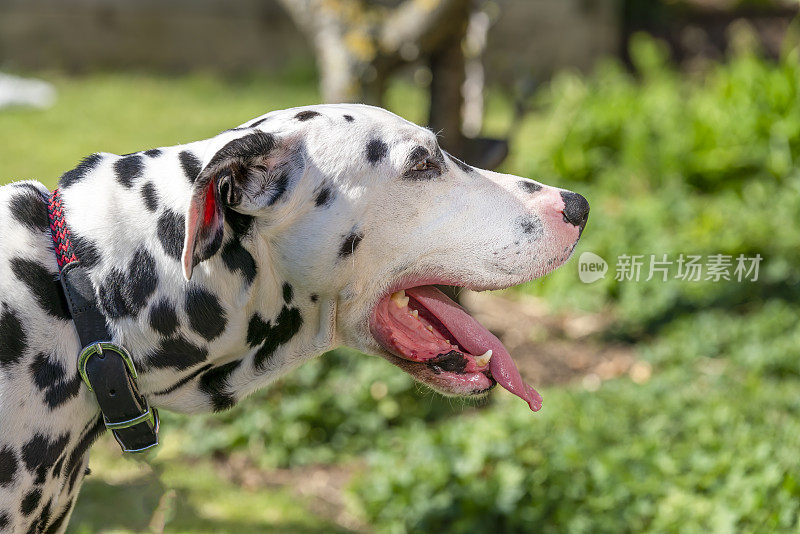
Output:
[428, 2, 469, 158]
[276, 0, 471, 104]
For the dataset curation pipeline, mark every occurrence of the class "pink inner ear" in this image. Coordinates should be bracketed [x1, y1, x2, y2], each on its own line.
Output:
[182, 178, 218, 280]
[203, 179, 216, 225]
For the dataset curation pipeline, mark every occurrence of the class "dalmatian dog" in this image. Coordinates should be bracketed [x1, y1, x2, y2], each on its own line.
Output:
[0, 104, 588, 532]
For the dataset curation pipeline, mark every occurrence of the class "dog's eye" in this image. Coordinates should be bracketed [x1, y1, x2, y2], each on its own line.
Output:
[412, 160, 436, 172]
[403, 157, 442, 180]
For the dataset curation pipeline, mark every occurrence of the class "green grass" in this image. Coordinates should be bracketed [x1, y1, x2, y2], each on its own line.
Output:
[0, 73, 319, 187]
[68, 436, 349, 534]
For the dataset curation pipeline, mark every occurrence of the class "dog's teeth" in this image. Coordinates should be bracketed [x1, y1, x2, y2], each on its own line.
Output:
[410, 309, 418, 318]
[474, 349, 493, 367]
[391, 290, 409, 308]
[426, 325, 434, 332]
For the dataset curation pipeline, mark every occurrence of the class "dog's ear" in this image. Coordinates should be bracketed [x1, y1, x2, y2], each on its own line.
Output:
[182, 131, 285, 280]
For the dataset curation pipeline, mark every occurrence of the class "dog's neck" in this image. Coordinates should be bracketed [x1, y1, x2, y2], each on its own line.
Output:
[57, 142, 336, 413]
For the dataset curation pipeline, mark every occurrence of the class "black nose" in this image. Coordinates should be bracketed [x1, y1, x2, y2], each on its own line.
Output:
[560, 191, 590, 227]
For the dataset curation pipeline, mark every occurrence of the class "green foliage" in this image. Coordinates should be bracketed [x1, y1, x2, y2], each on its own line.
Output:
[520, 33, 800, 194]
[350, 374, 800, 533]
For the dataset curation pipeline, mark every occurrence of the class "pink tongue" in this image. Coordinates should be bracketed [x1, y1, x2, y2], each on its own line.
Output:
[405, 286, 543, 412]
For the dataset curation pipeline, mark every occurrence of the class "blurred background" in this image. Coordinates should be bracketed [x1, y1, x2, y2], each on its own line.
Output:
[2, 0, 800, 532]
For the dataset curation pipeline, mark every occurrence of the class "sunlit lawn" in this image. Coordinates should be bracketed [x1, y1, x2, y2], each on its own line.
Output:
[69, 434, 351, 534]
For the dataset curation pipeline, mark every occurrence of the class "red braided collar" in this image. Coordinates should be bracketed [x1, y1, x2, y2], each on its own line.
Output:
[48, 188, 78, 269]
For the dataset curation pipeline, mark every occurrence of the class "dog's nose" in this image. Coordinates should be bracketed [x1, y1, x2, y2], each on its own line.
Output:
[560, 191, 590, 227]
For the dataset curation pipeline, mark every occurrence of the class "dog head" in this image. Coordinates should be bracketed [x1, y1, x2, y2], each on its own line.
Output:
[182, 104, 588, 409]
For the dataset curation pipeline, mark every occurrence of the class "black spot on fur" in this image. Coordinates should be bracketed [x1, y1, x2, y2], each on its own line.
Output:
[314, 186, 333, 207]
[220, 239, 257, 287]
[151, 363, 213, 396]
[10, 259, 70, 320]
[343, 114, 354, 122]
[146, 336, 208, 370]
[9, 188, 49, 232]
[339, 231, 363, 257]
[295, 110, 321, 121]
[253, 306, 303, 370]
[0, 513, 7, 531]
[43, 499, 73, 534]
[128, 248, 158, 313]
[36, 499, 53, 532]
[225, 207, 254, 239]
[144, 148, 162, 157]
[149, 299, 179, 337]
[247, 313, 270, 347]
[185, 286, 227, 341]
[114, 154, 144, 188]
[98, 268, 132, 319]
[0, 306, 26, 366]
[518, 180, 542, 193]
[199, 360, 242, 411]
[0, 447, 17, 486]
[65, 417, 104, 494]
[518, 216, 543, 236]
[140, 182, 159, 212]
[157, 210, 185, 260]
[29, 351, 63, 388]
[44, 374, 82, 410]
[179, 151, 203, 183]
[71, 234, 101, 269]
[52, 457, 64, 479]
[58, 153, 103, 188]
[249, 117, 268, 128]
[282, 283, 293, 303]
[22, 433, 69, 485]
[10, 182, 45, 194]
[310, 294, 319, 303]
[21, 488, 42, 516]
[98, 250, 159, 320]
[366, 139, 388, 165]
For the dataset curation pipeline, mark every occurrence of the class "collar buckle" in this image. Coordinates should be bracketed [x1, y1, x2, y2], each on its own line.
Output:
[77, 341, 159, 454]
[78, 342, 137, 391]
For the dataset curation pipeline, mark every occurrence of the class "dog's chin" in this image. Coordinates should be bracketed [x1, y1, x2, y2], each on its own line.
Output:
[378, 349, 497, 397]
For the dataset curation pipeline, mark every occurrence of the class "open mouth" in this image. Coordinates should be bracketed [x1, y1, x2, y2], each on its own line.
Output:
[369, 285, 542, 411]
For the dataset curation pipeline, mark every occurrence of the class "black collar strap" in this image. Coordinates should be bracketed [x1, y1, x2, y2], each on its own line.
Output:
[48, 188, 159, 453]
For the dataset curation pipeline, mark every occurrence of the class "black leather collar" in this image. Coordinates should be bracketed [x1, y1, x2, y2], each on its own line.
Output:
[48, 188, 159, 453]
